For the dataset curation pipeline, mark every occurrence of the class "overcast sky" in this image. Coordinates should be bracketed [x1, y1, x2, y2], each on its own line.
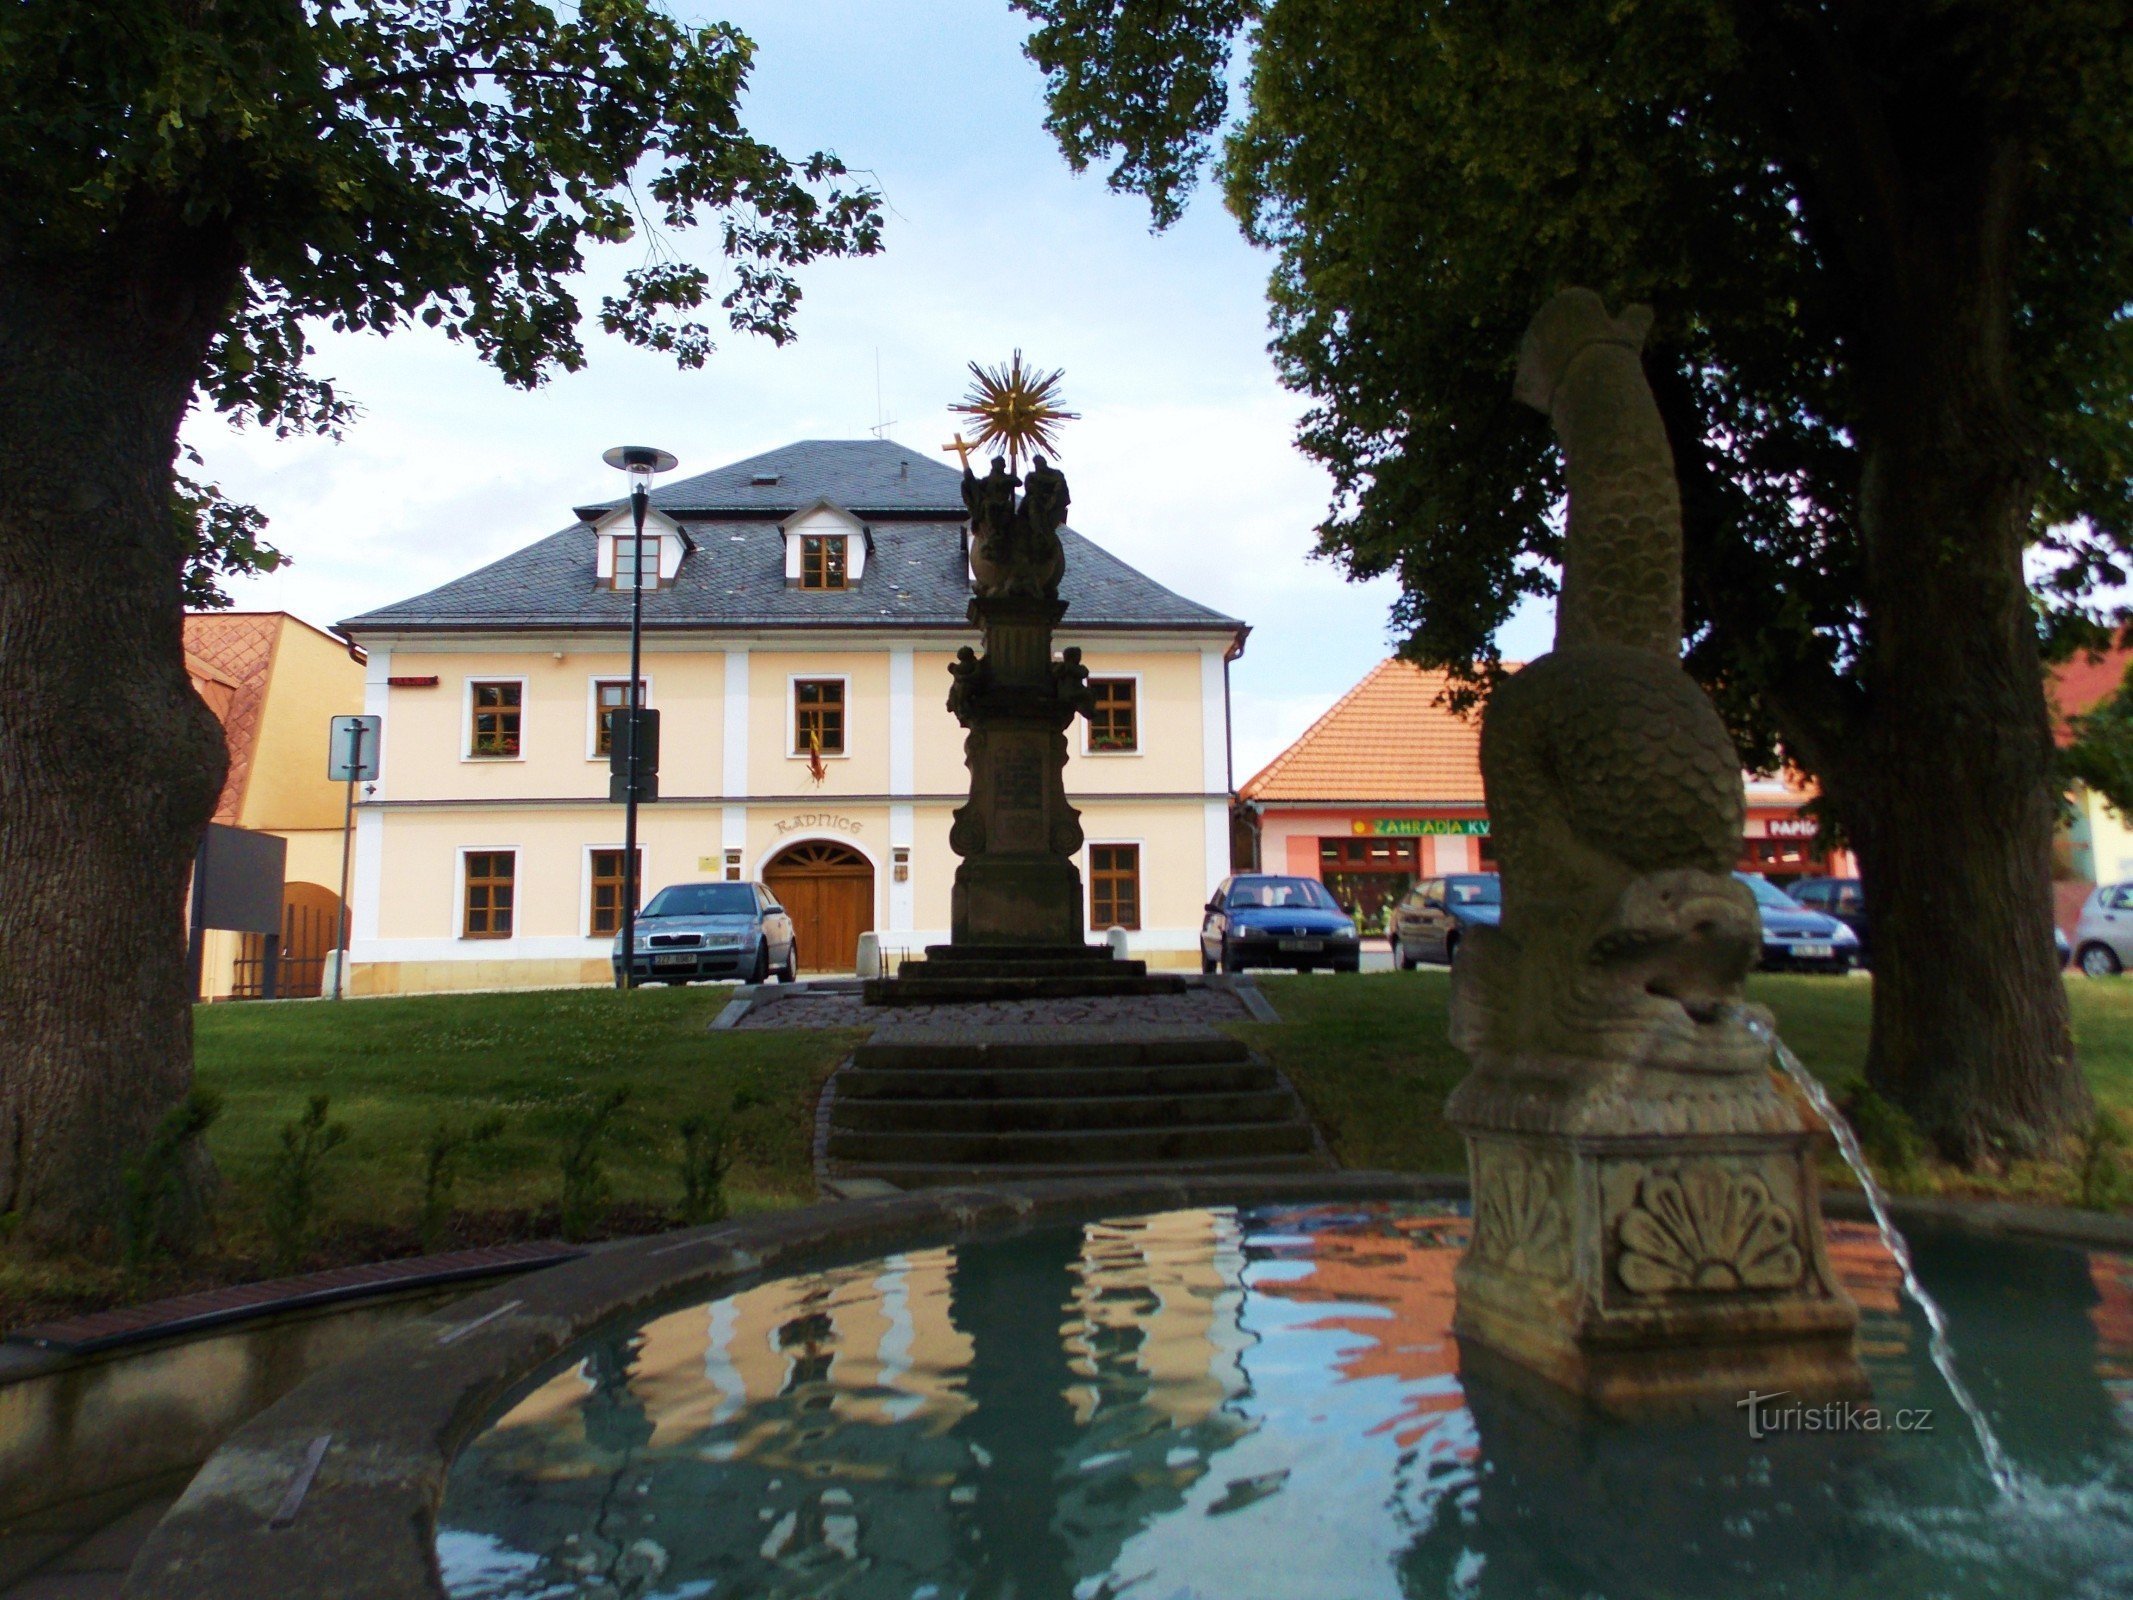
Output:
[188, 0, 1552, 783]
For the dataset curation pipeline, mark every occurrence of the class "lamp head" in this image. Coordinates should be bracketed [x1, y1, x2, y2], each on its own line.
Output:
[602, 445, 678, 497]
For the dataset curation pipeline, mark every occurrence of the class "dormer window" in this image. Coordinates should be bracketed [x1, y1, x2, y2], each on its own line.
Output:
[589, 506, 685, 590]
[800, 534, 848, 590]
[612, 534, 660, 590]
[781, 499, 870, 588]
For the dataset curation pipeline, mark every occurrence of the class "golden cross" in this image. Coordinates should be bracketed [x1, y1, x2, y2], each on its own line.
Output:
[941, 432, 974, 471]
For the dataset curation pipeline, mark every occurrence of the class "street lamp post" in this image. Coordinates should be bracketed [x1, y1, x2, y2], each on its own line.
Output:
[602, 445, 678, 989]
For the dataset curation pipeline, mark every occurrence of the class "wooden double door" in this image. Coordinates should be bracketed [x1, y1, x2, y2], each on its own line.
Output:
[763, 841, 874, 974]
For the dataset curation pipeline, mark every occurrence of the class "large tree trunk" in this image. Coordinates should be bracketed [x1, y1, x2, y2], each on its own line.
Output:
[1728, 10, 2094, 1165]
[1838, 160, 2088, 1162]
[0, 231, 239, 1249]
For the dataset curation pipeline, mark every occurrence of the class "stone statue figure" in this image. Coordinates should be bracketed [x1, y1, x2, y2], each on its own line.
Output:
[1446, 289, 1860, 1415]
[946, 644, 989, 722]
[963, 454, 1066, 601]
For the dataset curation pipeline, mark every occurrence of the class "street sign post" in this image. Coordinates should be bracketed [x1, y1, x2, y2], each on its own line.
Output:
[326, 715, 380, 999]
[328, 715, 382, 782]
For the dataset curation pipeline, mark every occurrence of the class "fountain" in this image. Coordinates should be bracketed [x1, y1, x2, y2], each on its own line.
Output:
[1445, 288, 1864, 1414]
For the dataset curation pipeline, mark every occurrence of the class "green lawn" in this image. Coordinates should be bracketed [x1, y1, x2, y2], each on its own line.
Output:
[190, 985, 858, 1226]
[1249, 970, 2133, 1201]
[9, 970, 2131, 1330]
[0, 987, 861, 1328]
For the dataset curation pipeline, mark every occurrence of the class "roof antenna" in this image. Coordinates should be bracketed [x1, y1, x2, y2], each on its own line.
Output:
[870, 348, 897, 442]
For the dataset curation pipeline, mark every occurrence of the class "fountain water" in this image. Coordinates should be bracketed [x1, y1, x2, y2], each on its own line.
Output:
[1751, 1015, 2021, 1496]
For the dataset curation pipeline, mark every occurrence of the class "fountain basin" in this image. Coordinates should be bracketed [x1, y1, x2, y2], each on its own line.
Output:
[125, 1176, 2133, 1599]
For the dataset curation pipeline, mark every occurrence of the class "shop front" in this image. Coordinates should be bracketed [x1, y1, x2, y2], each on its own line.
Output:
[1317, 817, 1494, 933]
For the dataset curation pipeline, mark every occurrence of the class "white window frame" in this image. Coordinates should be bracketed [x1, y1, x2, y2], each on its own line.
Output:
[787, 672, 853, 760]
[585, 675, 653, 761]
[461, 676, 529, 763]
[581, 842, 644, 938]
[1084, 836, 1148, 933]
[457, 845, 520, 940]
[1079, 670, 1144, 757]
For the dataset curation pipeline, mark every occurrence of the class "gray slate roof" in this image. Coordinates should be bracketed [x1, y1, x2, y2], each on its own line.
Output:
[340, 439, 1242, 635]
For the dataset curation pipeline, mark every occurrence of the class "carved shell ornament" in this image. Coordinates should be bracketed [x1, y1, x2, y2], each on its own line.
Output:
[1476, 1154, 1566, 1275]
[1616, 1164, 1803, 1293]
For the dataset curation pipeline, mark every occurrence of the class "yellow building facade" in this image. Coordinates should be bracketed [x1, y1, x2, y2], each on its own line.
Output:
[183, 611, 368, 998]
[339, 441, 1247, 992]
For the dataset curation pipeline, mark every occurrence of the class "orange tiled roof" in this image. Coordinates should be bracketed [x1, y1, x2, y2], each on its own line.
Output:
[2051, 644, 2133, 747]
[183, 612, 283, 822]
[1241, 659, 1494, 804]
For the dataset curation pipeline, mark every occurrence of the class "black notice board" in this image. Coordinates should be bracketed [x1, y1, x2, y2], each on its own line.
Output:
[193, 824, 287, 934]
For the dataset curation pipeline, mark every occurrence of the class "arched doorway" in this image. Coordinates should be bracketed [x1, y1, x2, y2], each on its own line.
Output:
[231, 881, 344, 998]
[763, 841, 874, 975]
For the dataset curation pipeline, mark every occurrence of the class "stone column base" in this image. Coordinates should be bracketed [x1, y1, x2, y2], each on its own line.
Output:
[1449, 1065, 1865, 1418]
[951, 854, 1086, 947]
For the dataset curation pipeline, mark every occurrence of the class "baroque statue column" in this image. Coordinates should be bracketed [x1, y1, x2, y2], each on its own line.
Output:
[942, 453, 1092, 944]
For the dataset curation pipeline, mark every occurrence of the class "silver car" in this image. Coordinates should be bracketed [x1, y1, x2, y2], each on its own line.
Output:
[2072, 883, 2133, 977]
[613, 880, 797, 986]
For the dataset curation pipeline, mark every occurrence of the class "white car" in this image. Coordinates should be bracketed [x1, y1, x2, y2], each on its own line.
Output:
[2073, 883, 2133, 977]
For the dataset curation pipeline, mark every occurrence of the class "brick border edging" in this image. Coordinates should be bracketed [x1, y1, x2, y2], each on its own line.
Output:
[120, 1172, 2133, 1600]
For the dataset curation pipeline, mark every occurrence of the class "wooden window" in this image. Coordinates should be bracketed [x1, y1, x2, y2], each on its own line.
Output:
[1318, 837, 1419, 871]
[469, 681, 522, 758]
[612, 535, 659, 590]
[593, 679, 645, 757]
[588, 848, 642, 935]
[1090, 843, 1141, 931]
[1088, 678, 1137, 752]
[794, 678, 845, 755]
[799, 535, 848, 590]
[463, 851, 516, 938]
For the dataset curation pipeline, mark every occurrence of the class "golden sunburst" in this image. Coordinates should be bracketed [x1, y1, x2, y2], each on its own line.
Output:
[946, 351, 1078, 472]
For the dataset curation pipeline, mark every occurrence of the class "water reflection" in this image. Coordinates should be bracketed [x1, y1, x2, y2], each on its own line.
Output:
[440, 1207, 2133, 1600]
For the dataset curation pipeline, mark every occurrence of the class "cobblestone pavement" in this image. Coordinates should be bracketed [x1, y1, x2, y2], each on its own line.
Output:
[734, 983, 1258, 1030]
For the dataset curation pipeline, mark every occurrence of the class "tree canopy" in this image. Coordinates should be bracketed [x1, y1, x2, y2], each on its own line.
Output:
[1016, 0, 2133, 760]
[1, 0, 883, 598]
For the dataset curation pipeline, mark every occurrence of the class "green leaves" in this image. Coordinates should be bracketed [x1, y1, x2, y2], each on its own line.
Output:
[1015, 0, 2133, 769]
[1, 2, 883, 425]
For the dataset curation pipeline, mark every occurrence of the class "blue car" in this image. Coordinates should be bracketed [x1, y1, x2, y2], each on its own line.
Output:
[1390, 874, 1501, 968]
[1737, 872, 1859, 973]
[613, 880, 797, 986]
[1200, 875, 1362, 974]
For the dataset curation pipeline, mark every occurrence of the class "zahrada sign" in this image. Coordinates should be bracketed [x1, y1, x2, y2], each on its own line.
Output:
[1351, 818, 1490, 837]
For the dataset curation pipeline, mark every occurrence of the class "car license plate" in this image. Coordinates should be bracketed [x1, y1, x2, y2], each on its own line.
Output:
[653, 953, 697, 967]
[1279, 938, 1323, 952]
[1794, 943, 1832, 960]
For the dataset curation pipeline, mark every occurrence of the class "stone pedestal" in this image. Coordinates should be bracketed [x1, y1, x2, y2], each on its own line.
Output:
[946, 594, 1089, 948]
[1446, 1041, 1864, 1417]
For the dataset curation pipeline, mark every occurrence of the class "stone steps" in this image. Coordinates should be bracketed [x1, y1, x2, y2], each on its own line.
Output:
[831, 1089, 1301, 1134]
[829, 1153, 1333, 1188]
[837, 1061, 1282, 1101]
[863, 942, 1187, 1004]
[864, 972, 1188, 1003]
[826, 1120, 1319, 1167]
[851, 1026, 1250, 1072]
[822, 1023, 1329, 1181]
